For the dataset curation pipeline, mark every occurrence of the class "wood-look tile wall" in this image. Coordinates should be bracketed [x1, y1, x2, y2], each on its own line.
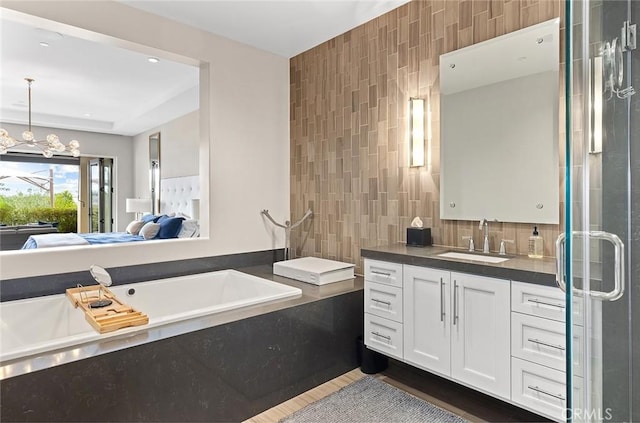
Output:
[290, 0, 564, 273]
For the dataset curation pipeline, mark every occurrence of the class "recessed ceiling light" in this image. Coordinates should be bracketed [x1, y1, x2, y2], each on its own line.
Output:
[84, 113, 92, 117]
[148, 57, 160, 63]
[39, 42, 50, 47]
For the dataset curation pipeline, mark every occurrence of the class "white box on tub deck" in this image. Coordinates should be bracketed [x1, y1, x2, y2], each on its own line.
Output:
[273, 257, 355, 285]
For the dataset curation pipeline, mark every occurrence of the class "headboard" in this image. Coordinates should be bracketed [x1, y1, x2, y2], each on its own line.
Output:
[160, 175, 200, 218]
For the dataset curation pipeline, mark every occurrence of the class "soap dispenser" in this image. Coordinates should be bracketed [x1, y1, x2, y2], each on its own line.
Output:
[528, 226, 544, 258]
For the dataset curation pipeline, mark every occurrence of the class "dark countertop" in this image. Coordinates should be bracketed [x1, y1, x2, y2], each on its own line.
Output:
[361, 244, 558, 287]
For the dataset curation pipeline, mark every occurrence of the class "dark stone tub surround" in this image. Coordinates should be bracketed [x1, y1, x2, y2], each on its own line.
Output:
[1, 249, 365, 422]
[1, 288, 364, 422]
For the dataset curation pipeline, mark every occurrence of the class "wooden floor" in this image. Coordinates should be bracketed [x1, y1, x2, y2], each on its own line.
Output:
[245, 362, 550, 423]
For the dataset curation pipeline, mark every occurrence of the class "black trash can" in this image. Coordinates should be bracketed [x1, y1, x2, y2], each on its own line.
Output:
[356, 336, 388, 374]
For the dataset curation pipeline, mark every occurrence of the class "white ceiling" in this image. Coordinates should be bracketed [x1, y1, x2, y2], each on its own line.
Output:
[0, 1, 408, 137]
[122, 1, 410, 58]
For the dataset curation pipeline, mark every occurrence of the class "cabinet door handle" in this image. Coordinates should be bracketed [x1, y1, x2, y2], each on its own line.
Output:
[453, 280, 459, 325]
[440, 277, 445, 322]
[371, 331, 391, 341]
[371, 270, 391, 277]
[527, 298, 565, 309]
[527, 338, 565, 351]
[527, 385, 566, 401]
[371, 298, 391, 306]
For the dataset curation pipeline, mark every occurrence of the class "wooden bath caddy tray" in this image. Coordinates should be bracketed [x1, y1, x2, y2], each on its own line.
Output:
[66, 285, 149, 334]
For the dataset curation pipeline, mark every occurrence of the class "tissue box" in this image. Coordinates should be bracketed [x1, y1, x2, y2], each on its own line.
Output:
[407, 227, 431, 247]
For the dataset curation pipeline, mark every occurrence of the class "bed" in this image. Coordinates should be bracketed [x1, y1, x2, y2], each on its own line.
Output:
[21, 176, 200, 250]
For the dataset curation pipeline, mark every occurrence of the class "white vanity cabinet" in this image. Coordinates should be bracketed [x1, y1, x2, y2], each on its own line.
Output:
[363, 257, 571, 422]
[403, 266, 511, 399]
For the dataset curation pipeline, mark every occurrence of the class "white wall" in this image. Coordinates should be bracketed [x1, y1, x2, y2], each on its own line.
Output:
[132, 110, 200, 200]
[0, 122, 134, 231]
[0, 1, 290, 279]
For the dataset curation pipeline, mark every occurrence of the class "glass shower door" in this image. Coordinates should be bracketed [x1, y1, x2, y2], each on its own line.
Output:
[563, 0, 637, 421]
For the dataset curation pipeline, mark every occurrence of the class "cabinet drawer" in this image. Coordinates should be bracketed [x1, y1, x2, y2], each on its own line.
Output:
[512, 281, 583, 326]
[364, 314, 403, 360]
[364, 259, 403, 288]
[365, 281, 403, 323]
[511, 357, 568, 422]
[511, 312, 566, 371]
[511, 312, 584, 375]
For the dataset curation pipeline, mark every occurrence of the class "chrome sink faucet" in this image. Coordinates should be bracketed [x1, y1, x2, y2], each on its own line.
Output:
[479, 218, 490, 253]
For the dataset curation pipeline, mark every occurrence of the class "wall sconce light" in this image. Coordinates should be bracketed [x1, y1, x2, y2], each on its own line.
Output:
[409, 97, 425, 167]
[126, 198, 151, 220]
[590, 56, 603, 154]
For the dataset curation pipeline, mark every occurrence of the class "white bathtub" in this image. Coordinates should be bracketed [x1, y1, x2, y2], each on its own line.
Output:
[0, 270, 302, 365]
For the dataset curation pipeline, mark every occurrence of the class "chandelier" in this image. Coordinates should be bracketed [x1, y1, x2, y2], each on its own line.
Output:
[0, 78, 80, 158]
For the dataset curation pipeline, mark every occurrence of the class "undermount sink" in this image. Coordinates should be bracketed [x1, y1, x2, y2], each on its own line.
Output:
[437, 251, 510, 264]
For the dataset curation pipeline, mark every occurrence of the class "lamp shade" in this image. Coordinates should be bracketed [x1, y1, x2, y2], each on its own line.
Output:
[191, 199, 200, 220]
[126, 198, 151, 214]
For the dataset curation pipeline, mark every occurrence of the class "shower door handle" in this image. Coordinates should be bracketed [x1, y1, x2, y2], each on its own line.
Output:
[555, 231, 625, 301]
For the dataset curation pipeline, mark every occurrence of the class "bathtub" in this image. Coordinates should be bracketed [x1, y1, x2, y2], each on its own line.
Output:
[0, 269, 302, 372]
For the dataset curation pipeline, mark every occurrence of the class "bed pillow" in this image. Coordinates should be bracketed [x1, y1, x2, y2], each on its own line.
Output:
[177, 219, 199, 238]
[156, 216, 185, 239]
[156, 214, 172, 222]
[125, 220, 145, 235]
[139, 222, 161, 239]
[141, 214, 161, 224]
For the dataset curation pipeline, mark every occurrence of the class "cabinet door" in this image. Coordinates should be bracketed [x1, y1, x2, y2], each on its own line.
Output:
[403, 265, 451, 377]
[450, 272, 511, 400]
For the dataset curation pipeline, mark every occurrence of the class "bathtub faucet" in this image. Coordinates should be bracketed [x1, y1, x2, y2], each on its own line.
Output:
[261, 209, 313, 260]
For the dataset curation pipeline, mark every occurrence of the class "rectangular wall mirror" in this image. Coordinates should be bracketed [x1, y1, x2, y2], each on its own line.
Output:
[439, 18, 560, 224]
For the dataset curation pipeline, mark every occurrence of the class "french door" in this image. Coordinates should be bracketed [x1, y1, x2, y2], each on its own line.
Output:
[88, 158, 113, 233]
[562, 0, 637, 421]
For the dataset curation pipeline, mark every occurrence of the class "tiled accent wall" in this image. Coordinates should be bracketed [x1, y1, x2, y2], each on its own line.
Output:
[290, 0, 564, 273]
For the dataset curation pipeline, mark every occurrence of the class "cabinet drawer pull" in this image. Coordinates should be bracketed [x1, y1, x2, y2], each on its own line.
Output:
[527, 298, 565, 309]
[527, 338, 565, 351]
[371, 298, 392, 306]
[371, 331, 392, 341]
[371, 270, 392, 277]
[453, 280, 459, 325]
[527, 385, 566, 401]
